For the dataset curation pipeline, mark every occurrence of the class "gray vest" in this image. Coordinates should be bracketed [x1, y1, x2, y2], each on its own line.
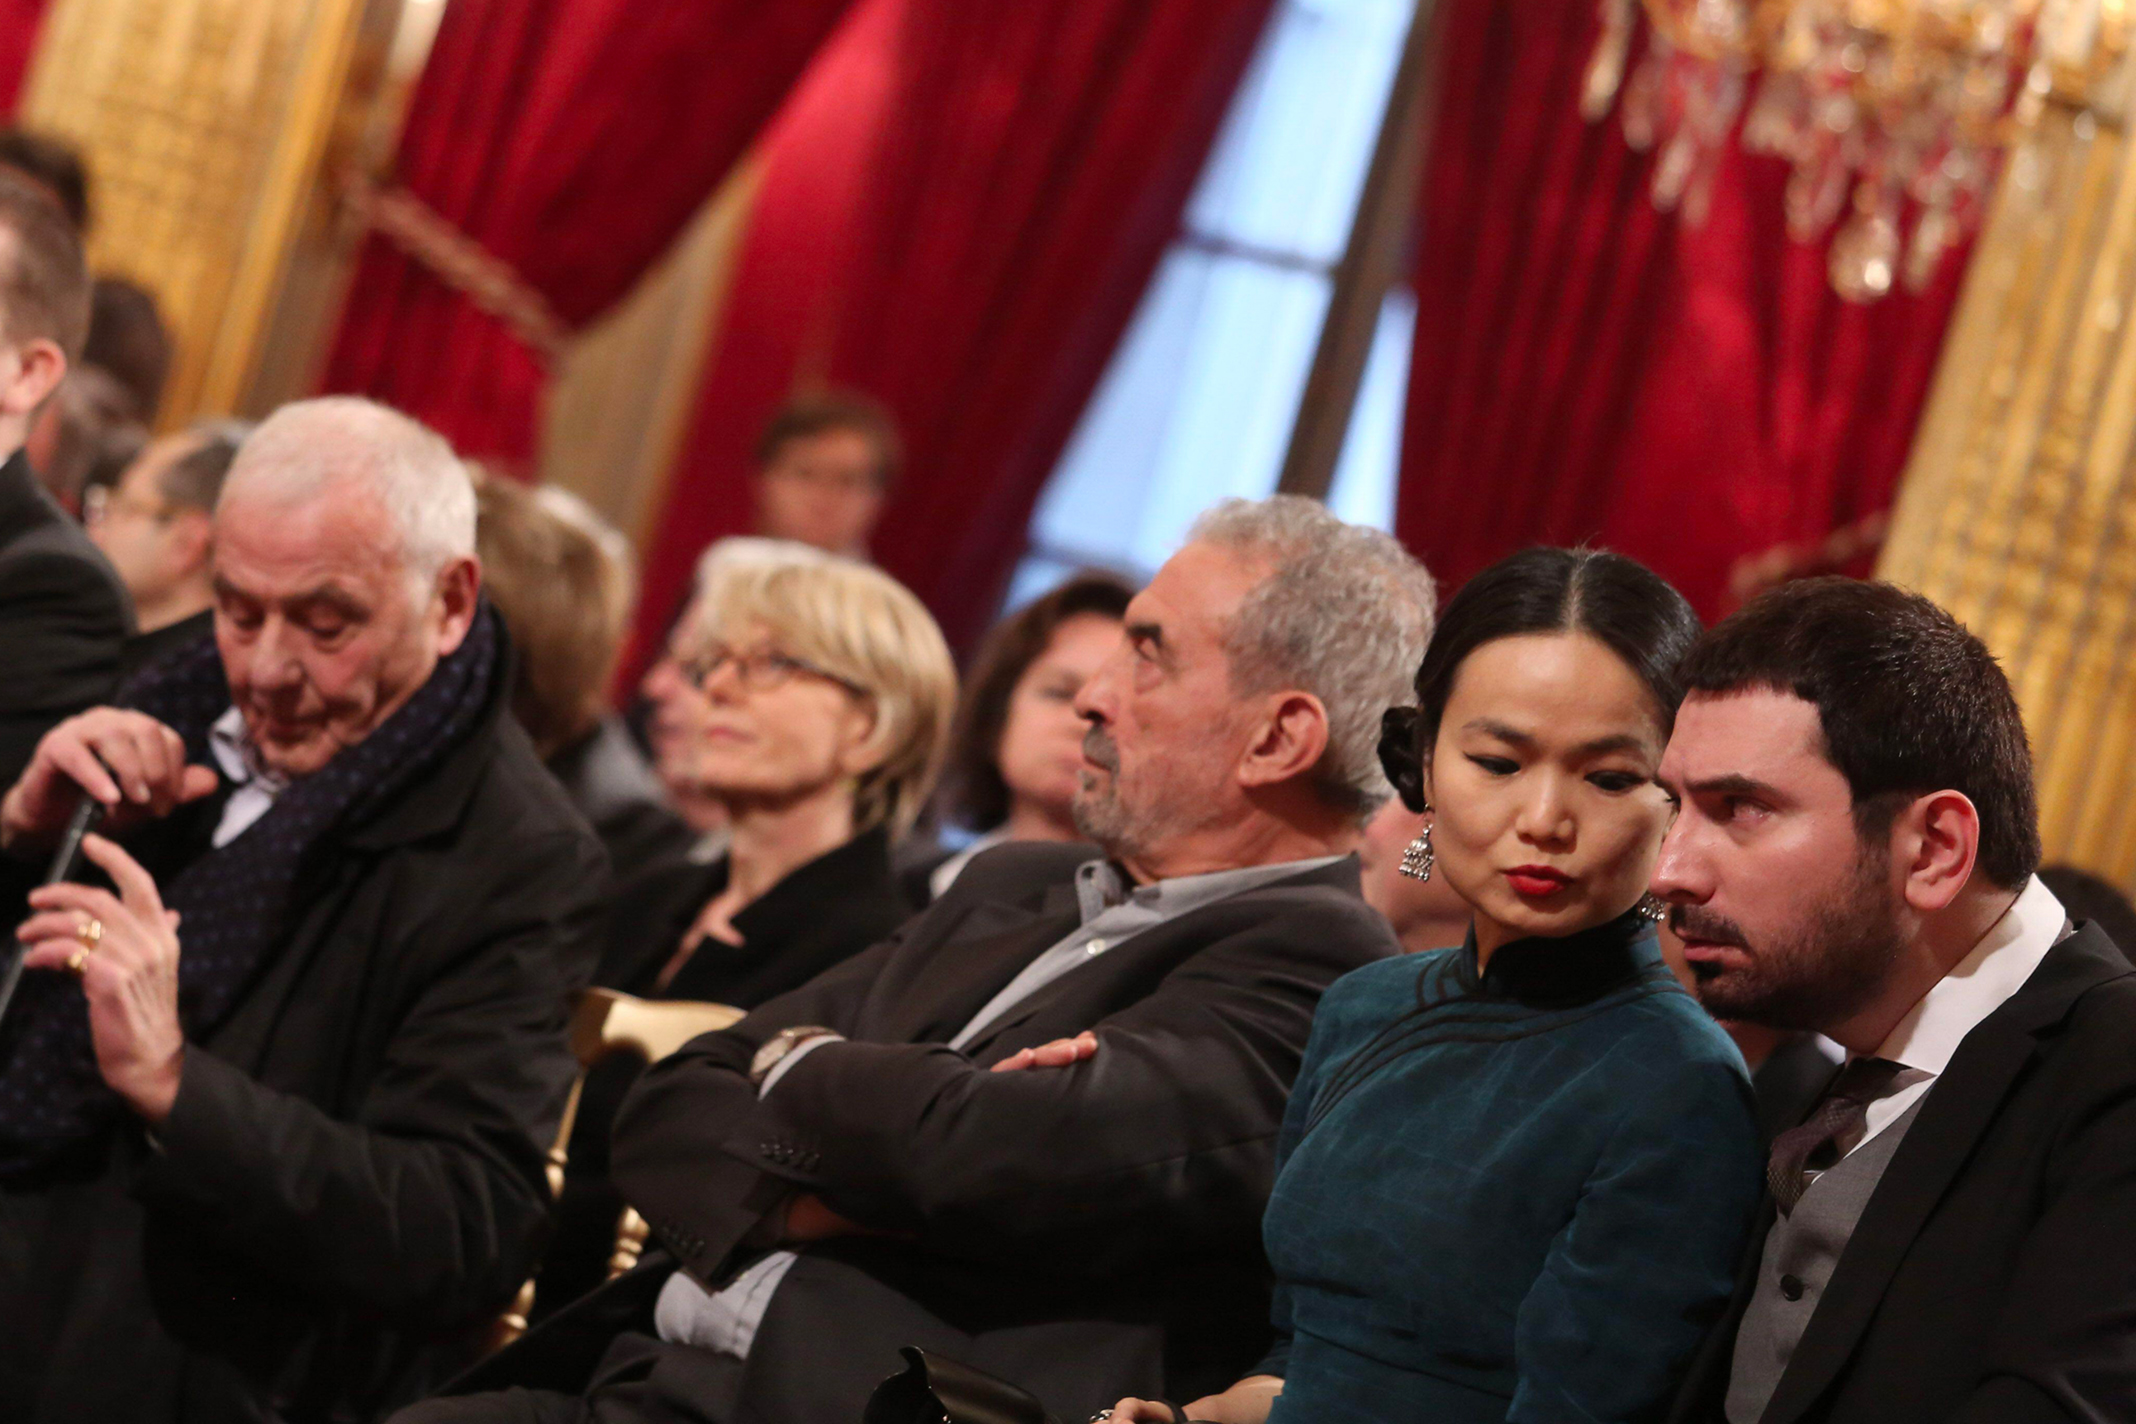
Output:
[1724, 1097, 1927, 1424]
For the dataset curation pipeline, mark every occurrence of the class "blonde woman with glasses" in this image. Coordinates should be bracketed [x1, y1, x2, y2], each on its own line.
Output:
[536, 540, 955, 1316]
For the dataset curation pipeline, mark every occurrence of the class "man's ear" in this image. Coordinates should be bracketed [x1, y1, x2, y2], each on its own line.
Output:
[0, 338, 66, 419]
[171, 509, 214, 577]
[1238, 690, 1331, 792]
[1892, 789, 1981, 913]
[432, 555, 481, 656]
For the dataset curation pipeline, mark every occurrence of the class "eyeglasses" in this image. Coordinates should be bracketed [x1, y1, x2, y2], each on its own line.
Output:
[80, 484, 176, 528]
[676, 642, 865, 697]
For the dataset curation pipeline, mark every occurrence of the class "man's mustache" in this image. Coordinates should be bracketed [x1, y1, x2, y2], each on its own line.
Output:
[1081, 725, 1118, 773]
[1669, 903, 1749, 948]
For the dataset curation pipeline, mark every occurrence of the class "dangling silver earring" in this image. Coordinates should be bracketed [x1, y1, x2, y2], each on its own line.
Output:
[1399, 820, 1434, 881]
[1635, 892, 1667, 923]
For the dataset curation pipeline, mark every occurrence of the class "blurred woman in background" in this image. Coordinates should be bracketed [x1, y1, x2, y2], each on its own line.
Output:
[912, 571, 1131, 900]
[476, 476, 695, 876]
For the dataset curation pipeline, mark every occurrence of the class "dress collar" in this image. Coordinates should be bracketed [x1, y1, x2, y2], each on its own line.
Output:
[1455, 907, 1664, 1006]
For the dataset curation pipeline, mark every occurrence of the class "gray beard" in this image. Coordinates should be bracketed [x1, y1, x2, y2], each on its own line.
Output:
[1071, 777, 1142, 863]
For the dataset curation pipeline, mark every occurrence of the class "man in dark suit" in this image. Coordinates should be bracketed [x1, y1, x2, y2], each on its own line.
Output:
[0, 396, 607, 1423]
[1654, 577, 2136, 1424]
[0, 170, 131, 790]
[404, 495, 1436, 1424]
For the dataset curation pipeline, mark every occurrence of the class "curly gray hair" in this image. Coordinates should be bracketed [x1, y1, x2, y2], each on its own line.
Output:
[1189, 495, 1436, 820]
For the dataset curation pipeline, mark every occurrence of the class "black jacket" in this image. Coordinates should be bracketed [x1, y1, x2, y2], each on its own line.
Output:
[453, 841, 1397, 1423]
[532, 827, 911, 1316]
[0, 642, 608, 1424]
[0, 448, 132, 788]
[1669, 923, 2136, 1424]
[597, 825, 910, 1006]
[118, 606, 215, 683]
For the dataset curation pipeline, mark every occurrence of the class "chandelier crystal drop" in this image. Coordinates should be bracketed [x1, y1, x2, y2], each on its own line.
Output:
[1582, 0, 2132, 300]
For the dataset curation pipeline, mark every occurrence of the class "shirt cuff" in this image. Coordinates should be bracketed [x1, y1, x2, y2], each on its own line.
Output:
[756, 1032, 842, 1099]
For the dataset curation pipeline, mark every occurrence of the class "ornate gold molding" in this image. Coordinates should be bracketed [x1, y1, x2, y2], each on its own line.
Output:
[1881, 95, 2136, 887]
[18, 0, 436, 425]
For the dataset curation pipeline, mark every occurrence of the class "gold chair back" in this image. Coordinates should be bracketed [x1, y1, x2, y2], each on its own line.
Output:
[487, 988, 744, 1350]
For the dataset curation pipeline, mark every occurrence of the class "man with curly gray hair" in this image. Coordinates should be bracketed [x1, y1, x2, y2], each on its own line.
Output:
[1072, 495, 1435, 874]
[403, 495, 1431, 1424]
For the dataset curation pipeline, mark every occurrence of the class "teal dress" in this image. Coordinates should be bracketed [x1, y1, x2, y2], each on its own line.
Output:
[1257, 911, 1762, 1423]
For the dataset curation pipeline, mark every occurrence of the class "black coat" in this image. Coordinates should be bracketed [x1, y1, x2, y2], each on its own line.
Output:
[118, 606, 215, 683]
[597, 825, 911, 1005]
[1669, 923, 2136, 1424]
[532, 827, 911, 1316]
[0, 448, 132, 788]
[450, 841, 1397, 1423]
[0, 646, 608, 1424]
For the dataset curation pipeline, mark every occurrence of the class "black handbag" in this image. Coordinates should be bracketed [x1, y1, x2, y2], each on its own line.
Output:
[863, 1348, 1060, 1424]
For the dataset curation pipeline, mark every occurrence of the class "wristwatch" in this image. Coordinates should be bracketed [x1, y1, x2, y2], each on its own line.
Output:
[749, 1025, 840, 1087]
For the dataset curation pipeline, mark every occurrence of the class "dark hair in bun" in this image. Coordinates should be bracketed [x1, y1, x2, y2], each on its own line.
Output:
[1376, 547, 1700, 811]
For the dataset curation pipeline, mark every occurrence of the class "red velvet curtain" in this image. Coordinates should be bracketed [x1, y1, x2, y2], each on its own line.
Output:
[319, 0, 855, 462]
[1397, 0, 1970, 617]
[632, 0, 1277, 663]
[0, 0, 49, 116]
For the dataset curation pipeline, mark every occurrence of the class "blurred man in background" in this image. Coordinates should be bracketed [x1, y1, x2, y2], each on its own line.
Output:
[0, 169, 129, 790]
[750, 391, 899, 559]
[88, 419, 249, 675]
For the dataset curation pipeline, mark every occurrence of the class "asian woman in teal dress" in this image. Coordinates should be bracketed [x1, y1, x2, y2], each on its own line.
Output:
[1110, 548, 1764, 1424]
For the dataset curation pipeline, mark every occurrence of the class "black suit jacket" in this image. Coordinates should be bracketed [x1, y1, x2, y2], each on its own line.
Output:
[0, 448, 132, 788]
[532, 828, 912, 1316]
[459, 841, 1397, 1422]
[1670, 923, 2136, 1424]
[0, 646, 608, 1424]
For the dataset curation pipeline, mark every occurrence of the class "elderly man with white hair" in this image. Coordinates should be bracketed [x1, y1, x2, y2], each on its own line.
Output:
[410, 496, 1431, 1424]
[0, 397, 607, 1424]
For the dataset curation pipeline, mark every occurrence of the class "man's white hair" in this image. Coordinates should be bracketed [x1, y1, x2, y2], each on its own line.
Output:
[220, 396, 475, 582]
[1189, 495, 1437, 820]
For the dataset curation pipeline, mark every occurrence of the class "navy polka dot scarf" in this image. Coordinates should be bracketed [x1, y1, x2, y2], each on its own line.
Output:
[0, 605, 499, 1179]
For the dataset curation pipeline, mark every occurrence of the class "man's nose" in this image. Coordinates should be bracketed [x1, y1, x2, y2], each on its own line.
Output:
[1072, 658, 1117, 724]
[1650, 817, 1709, 904]
[249, 622, 306, 687]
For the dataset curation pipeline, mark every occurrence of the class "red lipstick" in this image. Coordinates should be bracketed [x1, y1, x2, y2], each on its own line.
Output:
[1504, 865, 1573, 898]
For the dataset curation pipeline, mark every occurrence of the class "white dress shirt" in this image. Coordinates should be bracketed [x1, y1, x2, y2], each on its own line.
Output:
[1849, 874, 2067, 1154]
[206, 707, 288, 848]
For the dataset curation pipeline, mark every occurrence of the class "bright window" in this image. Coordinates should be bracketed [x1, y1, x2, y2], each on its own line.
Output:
[1009, 0, 1415, 605]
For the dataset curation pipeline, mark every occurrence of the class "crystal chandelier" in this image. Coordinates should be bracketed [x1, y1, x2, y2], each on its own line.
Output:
[1582, 0, 2132, 300]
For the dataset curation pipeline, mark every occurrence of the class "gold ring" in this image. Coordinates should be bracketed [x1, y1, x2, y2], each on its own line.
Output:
[76, 916, 102, 949]
[65, 948, 88, 975]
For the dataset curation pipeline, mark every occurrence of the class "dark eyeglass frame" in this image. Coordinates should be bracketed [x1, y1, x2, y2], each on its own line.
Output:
[677, 641, 867, 698]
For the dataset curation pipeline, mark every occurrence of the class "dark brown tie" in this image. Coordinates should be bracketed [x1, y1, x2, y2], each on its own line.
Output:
[1767, 1056, 1906, 1215]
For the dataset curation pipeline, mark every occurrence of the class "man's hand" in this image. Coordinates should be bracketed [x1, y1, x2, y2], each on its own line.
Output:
[16, 833, 186, 1124]
[1104, 1377, 1282, 1424]
[989, 1030, 1098, 1073]
[0, 709, 218, 852]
